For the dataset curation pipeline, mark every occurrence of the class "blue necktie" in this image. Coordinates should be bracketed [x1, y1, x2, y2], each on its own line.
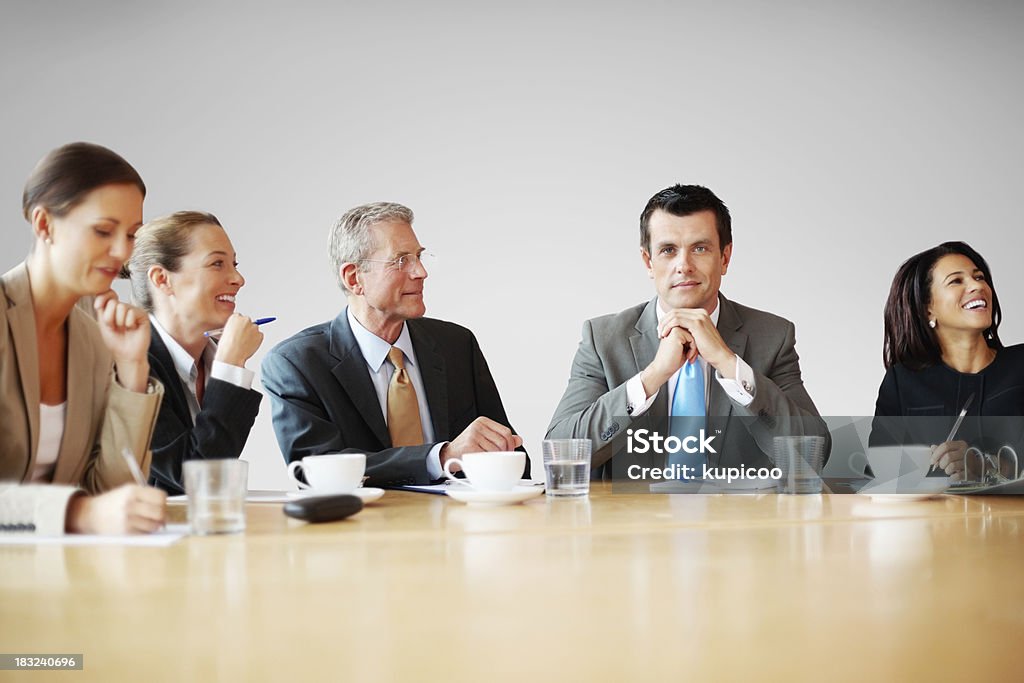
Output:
[668, 360, 706, 480]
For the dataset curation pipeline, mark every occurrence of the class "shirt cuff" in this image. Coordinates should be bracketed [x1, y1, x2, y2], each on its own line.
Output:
[0, 483, 81, 535]
[426, 442, 447, 480]
[112, 372, 159, 394]
[715, 356, 756, 406]
[211, 360, 255, 390]
[625, 373, 657, 417]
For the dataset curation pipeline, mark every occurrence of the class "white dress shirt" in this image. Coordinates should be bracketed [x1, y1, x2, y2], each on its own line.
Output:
[346, 308, 445, 480]
[625, 299, 756, 417]
[150, 316, 254, 424]
[31, 402, 66, 482]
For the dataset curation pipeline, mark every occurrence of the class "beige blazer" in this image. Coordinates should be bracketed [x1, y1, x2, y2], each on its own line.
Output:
[0, 263, 163, 533]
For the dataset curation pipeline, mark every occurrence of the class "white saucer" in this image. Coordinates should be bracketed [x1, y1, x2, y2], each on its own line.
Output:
[862, 492, 945, 502]
[648, 479, 777, 493]
[702, 478, 780, 493]
[446, 485, 544, 505]
[860, 478, 947, 502]
[287, 488, 385, 504]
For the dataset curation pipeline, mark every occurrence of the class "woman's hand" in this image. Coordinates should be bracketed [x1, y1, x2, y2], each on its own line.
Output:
[930, 440, 978, 482]
[94, 290, 150, 392]
[214, 314, 264, 368]
[65, 484, 167, 534]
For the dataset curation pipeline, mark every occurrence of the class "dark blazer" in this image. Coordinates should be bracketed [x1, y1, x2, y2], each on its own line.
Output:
[147, 325, 262, 495]
[870, 344, 1024, 452]
[260, 310, 525, 487]
[546, 294, 825, 477]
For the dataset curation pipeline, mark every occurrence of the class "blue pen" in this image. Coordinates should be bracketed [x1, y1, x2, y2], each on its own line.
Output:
[204, 317, 277, 338]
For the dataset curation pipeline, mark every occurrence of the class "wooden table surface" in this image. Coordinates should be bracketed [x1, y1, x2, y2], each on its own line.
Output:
[2, 484, 1022, 682]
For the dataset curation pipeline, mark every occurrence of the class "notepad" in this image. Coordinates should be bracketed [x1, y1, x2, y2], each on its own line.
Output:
[0, 523, 189, 546]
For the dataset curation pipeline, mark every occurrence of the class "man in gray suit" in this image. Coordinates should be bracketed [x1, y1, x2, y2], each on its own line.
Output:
[262, 203, 525, 487]
[547, 184, 823, 479]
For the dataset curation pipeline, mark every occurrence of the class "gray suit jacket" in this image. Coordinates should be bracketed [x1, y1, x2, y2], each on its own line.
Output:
[261, 309, 525, 487]
[1, 263, 163, 534]
[546, 294, 824, 476]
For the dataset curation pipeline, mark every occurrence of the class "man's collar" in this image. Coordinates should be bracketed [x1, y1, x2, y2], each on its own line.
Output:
[345, 307, 416, 371]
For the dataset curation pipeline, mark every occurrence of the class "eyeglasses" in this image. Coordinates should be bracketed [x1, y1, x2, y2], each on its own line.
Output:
[359, 251, 436, 273]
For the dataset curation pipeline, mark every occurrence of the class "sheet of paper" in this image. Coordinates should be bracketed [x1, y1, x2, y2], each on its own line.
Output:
[168, 490, 295, 503]
[392, 479, 545, 495]
[0, 523, 189, 546]
[391, 483, 449, 495]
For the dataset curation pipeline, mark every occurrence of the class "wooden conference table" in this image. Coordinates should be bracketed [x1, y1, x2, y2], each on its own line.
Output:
[2, 484, 1023, 682]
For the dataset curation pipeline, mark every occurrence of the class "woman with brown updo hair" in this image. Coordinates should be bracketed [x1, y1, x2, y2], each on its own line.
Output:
[1, 142, 166, 534]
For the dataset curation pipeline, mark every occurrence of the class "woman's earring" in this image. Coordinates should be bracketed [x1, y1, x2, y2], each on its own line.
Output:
[928, 319, 937, 329]
[44, 236, 53, 246]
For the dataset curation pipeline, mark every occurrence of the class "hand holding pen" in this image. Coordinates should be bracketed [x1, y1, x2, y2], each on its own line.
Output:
[929, 440, 970, 481]
[209, 315, 273, 368]
[204, 316, 276, 338]
[63, 449, 167, 535]
[929, 393, 974, 480]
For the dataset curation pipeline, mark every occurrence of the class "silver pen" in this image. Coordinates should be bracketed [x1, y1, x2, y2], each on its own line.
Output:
[121, 448, 147, 486]
[933, 394, 974, 473]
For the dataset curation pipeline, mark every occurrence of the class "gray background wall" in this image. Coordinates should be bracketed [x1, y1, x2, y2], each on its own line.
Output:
[2, 0, 1022, 488]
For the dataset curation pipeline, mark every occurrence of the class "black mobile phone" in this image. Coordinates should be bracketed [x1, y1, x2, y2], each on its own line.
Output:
[283, 494, 363, 523]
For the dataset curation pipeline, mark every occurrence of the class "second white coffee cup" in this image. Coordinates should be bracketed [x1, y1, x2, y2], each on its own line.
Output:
[288, 453, 366, 493]
[443, 451, 525, 491]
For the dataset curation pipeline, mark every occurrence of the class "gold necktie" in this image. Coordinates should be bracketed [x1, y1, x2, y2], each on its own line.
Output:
[387, 347, 425, 447]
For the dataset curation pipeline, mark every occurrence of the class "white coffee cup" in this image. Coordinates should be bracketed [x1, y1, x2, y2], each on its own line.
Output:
[288, 453, 366, 493]
[443, 451, 525, 491]
[865, 446, 905, 485]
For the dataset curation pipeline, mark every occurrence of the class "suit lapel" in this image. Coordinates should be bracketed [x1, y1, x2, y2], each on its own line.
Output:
[4, 264, 41, 474]
[708, 294, 748, 439]
[53, 309, 91, 483]
[329, 312, 390, 446]
[408, 321, 448, 440]
[630, 298, 667, 419]
[148, 324, 193, 427]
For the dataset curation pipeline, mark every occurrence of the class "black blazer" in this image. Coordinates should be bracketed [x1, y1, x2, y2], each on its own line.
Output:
[870, 344, 1024, 452]
[260, 310, 526, 487]
[147, 325, 262, 495]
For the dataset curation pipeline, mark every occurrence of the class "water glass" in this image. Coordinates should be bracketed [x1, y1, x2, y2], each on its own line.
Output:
[773, 436, 825, 494]
[184, 459, 248, 535]
[542, 439, 592, 498]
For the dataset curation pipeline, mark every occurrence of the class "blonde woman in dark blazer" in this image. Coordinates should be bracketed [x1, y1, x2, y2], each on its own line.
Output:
[0, 142, 166, 535]
[123, 211, 264, 495]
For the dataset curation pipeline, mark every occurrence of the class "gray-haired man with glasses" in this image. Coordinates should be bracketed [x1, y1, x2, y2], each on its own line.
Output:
[262, 202, 527, 487]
